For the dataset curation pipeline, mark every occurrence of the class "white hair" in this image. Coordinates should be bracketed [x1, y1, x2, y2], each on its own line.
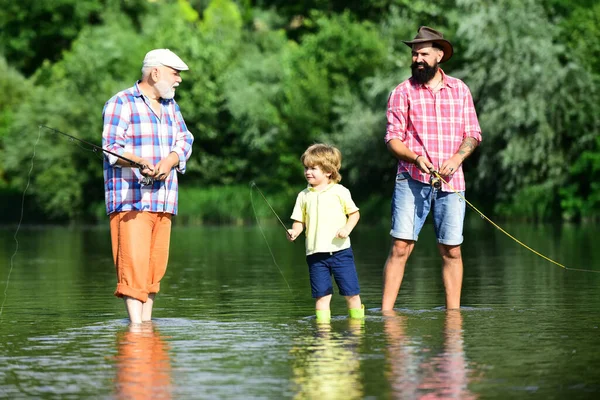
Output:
[141, 65, 156, 79]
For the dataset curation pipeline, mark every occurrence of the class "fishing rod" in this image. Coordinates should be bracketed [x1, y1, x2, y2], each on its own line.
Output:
[40, 125, 154, 185]
[250, 181, 292, 239]
[429, 172, 600, 274]
[411, 139, 598, 273]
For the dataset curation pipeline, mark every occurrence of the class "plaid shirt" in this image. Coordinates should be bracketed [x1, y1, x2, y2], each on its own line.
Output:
[102, 82, 194, 215]
[385, 69, 482, 191]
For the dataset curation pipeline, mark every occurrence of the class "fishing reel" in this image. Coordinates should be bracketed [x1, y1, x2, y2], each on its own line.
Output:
[140, 176, 154, 186]
[138, 163, 155, 186]
[429, 172, 441, 190]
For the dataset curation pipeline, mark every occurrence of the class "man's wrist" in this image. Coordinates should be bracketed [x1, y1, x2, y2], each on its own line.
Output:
[414, 155, 421, 165]
[168, 152, 180, 169]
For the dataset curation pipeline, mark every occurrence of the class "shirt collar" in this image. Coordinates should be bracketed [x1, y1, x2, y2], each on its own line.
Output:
[438, 68, 455, 88]
[307, 182, 335, 192]
[133, 81, 144, 97]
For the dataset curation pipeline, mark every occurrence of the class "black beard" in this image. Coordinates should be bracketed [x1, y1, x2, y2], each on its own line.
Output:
[411, 61, 438, 85]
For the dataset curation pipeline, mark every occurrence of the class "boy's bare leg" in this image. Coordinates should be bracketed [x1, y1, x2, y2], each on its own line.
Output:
[141, 293, 155, 322]
[345, 294, 362, 309]
[316, 294, 332, 310]
[124, 296, 143, 324]
[382, 239, 414, 311]
[438, 244, 463, 310]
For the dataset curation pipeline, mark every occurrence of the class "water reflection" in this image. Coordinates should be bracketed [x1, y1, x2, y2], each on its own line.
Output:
[384, 310, 475, 399]
[291, 320, 364, 399]
[114, 322, 172, 400]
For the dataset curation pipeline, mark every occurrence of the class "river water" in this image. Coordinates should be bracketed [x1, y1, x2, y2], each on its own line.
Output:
[0, 222, 599, 399]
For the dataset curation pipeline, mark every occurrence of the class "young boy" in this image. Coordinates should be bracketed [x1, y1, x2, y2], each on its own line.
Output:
[287, 144, 364, 323]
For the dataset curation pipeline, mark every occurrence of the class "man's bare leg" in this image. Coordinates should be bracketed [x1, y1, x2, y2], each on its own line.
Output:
[141, 293, 155, 322]
[438, 244, 463, 310]
[382, 239, 415, 311]
[124, 296, 143, 324]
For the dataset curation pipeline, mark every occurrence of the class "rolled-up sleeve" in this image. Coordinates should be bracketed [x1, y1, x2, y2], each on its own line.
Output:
[462, 87, 482, 143]
[172, 103, 194, 174]
[384, 88, 408, 144]
[102, 97, 129, 166]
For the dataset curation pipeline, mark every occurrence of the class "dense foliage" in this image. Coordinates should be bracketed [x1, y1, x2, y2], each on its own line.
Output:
[1, 0, 598, 224]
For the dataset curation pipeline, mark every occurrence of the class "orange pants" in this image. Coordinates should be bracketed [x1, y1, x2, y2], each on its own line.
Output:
[110, 211, 172, 302]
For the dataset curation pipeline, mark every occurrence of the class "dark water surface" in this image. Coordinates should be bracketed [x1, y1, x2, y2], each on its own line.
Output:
[1, 222, 599, 399]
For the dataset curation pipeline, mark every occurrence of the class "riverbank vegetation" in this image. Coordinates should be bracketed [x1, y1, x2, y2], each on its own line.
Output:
[1, 0, 598, 224]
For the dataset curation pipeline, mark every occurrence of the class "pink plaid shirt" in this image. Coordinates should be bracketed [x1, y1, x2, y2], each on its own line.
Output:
[385, 69, 482, 191]
[102, 82, 194, 215]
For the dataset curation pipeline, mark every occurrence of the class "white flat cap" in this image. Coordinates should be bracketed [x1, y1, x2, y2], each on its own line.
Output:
[142, 49, 189, 71]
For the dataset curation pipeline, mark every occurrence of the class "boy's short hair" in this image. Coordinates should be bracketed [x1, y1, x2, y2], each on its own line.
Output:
[301, 143, 342, 183]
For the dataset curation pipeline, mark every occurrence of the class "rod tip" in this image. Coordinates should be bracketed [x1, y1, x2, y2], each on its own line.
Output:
[249, 181, 256, 187]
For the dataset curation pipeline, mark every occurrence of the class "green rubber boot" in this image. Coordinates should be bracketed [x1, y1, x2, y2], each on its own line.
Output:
[315, 309, 331, 323]
[348, 304, 365, 319]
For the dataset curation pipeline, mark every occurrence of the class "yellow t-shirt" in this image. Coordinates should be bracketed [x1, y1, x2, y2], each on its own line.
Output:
[290, 183, 359, 256]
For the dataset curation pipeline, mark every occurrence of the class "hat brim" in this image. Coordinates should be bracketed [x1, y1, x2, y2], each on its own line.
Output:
[402, 39, 453, 63]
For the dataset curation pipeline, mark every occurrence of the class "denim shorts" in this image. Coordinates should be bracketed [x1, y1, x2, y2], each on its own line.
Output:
[306, 247, 360, 298]
[390, 172, 465, 245]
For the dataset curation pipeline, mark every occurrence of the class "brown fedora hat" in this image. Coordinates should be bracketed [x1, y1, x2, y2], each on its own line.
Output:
[402, 26, 453, 63]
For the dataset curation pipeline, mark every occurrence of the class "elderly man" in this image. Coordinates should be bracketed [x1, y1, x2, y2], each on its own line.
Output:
[382, 27, 482, 311]
[102, 49, 194, 323]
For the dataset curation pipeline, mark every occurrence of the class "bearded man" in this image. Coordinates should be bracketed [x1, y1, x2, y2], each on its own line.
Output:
[382, 27, 482, 311]
[102, 49, 194, 324]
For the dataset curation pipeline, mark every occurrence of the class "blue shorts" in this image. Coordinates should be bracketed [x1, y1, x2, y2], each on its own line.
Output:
[306, 247, 360, 298]
[390, 172, 466, 245]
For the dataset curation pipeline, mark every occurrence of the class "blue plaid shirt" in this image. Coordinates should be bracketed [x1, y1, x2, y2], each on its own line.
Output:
[102, 82, 194, 215]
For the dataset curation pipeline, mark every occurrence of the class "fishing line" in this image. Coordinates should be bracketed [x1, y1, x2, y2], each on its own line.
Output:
[0, 127, 43, 322]
[434, 171, 600, 273]
[249, 182, 301, 307]
[250, 181, 292, 239]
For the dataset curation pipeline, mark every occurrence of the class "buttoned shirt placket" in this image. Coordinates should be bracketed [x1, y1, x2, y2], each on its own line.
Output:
[143, 95, 169, 213]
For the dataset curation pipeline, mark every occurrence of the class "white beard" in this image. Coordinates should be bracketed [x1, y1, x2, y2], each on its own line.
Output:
[155, 79, 176, 99]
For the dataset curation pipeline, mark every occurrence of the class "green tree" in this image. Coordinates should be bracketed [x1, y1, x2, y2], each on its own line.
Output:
[2, 11, 148, 221]
[454, 0, 599, 221]
[1, 0, 246, 221]
[556, 2, 600, 220]
[0, 0, 148, 76]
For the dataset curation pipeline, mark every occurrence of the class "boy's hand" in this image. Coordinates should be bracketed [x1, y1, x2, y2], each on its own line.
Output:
[336, 228, 351, 239]
[287, 229, 299, 241]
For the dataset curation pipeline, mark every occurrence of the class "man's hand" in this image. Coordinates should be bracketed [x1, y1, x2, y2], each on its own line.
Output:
[439, 137, 478, 176]
[152, 152, 179, 181]
[439, 154, 463, 177]
[152, 160, 171, 181]
[138, 159, 155, 177]
[414, 155, 434, 174]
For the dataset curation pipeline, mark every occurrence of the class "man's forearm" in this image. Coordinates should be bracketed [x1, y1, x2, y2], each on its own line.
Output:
[456, 137, 479, 161]
[387, 139, 418, 163]
[166, 151, 180, 169]
[115, 152, 146, 167]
